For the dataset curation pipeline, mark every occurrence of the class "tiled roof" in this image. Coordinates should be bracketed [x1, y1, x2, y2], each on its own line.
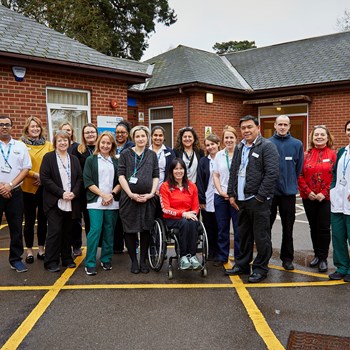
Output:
[142, 45, 248, 91]
[0, 5, 149, 76]
[224, 31, 350, 90]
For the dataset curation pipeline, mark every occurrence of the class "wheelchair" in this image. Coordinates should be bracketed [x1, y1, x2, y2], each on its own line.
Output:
[148, 218, 209, 279]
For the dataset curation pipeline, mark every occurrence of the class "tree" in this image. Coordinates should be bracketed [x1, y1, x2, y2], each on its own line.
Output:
[213, 40, 257, 54]
[1, 0, 177, 60]
[336, 9, 350, 32]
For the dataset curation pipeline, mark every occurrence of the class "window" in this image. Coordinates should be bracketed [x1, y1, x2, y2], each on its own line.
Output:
[149, 107, 173, 148]
[46, 87, 91, 142]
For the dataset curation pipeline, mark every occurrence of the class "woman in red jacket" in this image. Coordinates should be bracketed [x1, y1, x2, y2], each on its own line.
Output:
[298, 125, 336, 272]
[159, 158, 201, 270]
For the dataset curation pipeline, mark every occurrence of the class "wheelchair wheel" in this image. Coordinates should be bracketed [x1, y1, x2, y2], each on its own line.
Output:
[148, 218, 166, 272]
[198, 221, 209, 266]
[201, 267, 208, 277]
[168, 265, 173, 280]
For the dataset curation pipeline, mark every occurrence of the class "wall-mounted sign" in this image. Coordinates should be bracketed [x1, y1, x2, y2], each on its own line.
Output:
[138, 112, 144, 122]
[205, 126, 212, 138]
[97, 116, 123, 135]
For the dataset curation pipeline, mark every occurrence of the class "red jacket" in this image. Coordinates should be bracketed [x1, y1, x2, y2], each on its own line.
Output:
[159, 181, 199, 219]
[298, 146, 336, 200]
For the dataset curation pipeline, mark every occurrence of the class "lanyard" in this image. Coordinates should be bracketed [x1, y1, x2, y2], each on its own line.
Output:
[225, 149, 232, 172]
[0, 142, 12, 168]
[99, 154, 113, 165]
[56, 152, 71, 187]
[239, 145, 251, 172]
[132, 150, 144, 177]
[343, 149, 350, 178]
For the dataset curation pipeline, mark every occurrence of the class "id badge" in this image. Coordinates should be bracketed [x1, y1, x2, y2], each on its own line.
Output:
[1, 164, 11, 173]
[238, 168, 246, 177]
[339, 178, 347, 186]
[129, 176, 138, 184]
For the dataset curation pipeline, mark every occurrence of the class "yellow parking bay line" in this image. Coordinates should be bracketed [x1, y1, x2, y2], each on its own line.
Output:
[230, 275, 285, 350]
[1, 255, 84, 350]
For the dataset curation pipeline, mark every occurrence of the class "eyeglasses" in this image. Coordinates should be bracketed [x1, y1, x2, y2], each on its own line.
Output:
[116, 131, 127, 135]
[0, 123, 11, 128]
[84, 131, 97, 134]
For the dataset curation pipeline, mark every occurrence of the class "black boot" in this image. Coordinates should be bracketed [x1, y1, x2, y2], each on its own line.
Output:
[140, 231, 150, 273]
[124, 233, 139, 274]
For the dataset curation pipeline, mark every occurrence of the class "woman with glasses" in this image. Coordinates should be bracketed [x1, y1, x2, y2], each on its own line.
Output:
[118, 125, 159, 274]
[20, 117, 54, 263]
[298, 125, 336, 272]
[197, 133, 220, 262]
[329, 120, 350, 282]
[83, 131, 120, 275]
[114, 120, 134, 254]
[71, 123, 98, 256]
[174, 127, 204, 184]
[40, 130, 82, 272]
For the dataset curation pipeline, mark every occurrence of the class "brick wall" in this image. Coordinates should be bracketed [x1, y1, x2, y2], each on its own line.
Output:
[0, 64, 128, 139]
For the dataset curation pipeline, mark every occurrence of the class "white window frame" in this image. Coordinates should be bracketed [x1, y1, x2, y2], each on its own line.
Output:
[148, 106, 174, 148]
[46, 87, 91, 141]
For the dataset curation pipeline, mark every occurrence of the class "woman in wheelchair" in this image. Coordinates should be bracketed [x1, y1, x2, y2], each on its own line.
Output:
[159, 158, 201, 270]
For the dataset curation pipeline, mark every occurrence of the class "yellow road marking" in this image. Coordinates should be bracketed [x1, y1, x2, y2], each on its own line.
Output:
[230, 275, 285, 350]
[1, 254, 84, 350]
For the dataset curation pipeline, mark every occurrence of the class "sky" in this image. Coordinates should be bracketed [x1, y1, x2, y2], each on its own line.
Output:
[142, 0, 349, 61]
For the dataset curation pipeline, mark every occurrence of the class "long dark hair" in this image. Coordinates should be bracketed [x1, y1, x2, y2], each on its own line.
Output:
[167, 158, 189, 191]
[174, 127, 202, 154]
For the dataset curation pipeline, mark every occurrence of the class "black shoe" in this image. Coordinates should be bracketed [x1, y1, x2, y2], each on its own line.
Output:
[248, 272, 267, 283]
[344, 274, 350, 282]
[37, 252, 45, 260]
[140, 262, 150, 274]
[25, 255, 34, 264]
[213, 260, 224, 267]
[309, 256, 319, 267]
[282, 261, 294, 271]
[46, 265, 60, 273]
[318, 260, 328, 272]
[225, 265, 250, 276]
[131, 261, 140, 274]
[329, 272, 345, 280]
[63, 262, 76, 268]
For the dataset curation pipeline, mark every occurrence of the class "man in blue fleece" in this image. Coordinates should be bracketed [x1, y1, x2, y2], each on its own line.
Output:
[269, 115, 304, 271]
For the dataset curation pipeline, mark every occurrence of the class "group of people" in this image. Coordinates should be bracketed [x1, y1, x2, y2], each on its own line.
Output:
[1, 113, 349, 283]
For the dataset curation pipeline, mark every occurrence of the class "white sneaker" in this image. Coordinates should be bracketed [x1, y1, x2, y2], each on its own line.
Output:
[190, 256, 201, 270]
[180, 255, 191, 270]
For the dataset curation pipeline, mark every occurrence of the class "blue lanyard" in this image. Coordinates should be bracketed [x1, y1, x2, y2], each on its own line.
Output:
[56, 152, 71, 187]
[343, 150, 350, 178]
[0, 142, 12, 167]
[239, 144, 251, 172]
[132, 150, 144, 177]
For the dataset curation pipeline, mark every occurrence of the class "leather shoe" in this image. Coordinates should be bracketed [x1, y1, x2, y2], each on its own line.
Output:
[37, 252, 45, 260]
[131, 261, 140, 274]
[225, 265, 250, 276]
[282, 261, 294, 271]
[329, 272, 345, 280]
[140, 262, 150, 274]
[318, 260, 328, 272]
[63, 262, 76, 268]
[46, 265, 60, 273]
[344, 275, 350, 283]
[25, 255, 34, 264]
[309, 256, 319, 267]
[248, 272, 267, 283]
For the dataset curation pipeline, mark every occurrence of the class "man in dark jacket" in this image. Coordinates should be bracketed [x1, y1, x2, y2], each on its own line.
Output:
[225, 115, 279, 283]
[269, 115, 304, 271]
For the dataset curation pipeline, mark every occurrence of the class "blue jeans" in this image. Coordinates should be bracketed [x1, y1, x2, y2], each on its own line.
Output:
[214, 194, 239, 262]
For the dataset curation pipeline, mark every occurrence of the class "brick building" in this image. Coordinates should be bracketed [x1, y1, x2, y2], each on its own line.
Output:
[1, 5, 350, 150]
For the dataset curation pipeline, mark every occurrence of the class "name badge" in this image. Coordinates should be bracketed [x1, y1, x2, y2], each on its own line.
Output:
[322, 159, 330, 162]
[252, 152, 259, 158]
[285, 156, 293, 160]
[165, 152, 171, 156]
[129, 176, 138, 184]
[1, 164, 11, 173]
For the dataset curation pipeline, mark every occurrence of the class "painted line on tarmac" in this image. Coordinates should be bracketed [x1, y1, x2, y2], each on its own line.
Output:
[229, 274, 285, 350]
[62, 283, 234, 289]
[239, 280, 347, 288]
[1, 254, 84, 350]
[268, 264, 330, 279]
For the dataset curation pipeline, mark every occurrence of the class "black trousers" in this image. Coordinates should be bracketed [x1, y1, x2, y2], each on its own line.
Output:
[270, 195, 296, 263]
[201, 210, 219, 259]
[44, 206, 74, 268]
[0, 188, 24, 263]
[302, 199, 331, 260]
[113, 214, 125, 252]
[23, 187, 47, 248]
[236, 198, 272, 275]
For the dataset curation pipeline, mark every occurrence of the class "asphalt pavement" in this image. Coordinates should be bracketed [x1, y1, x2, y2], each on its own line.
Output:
[0, 199, 349, 350]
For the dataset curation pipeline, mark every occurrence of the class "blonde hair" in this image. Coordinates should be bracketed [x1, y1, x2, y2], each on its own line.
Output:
[59, 121, 76, 142]
[309, 125, 334, 150]
[22, 116, 46, 139]
[93, 131, 117, 157]
[221, 125, 238, 144]
[130, 125, 150, 140]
